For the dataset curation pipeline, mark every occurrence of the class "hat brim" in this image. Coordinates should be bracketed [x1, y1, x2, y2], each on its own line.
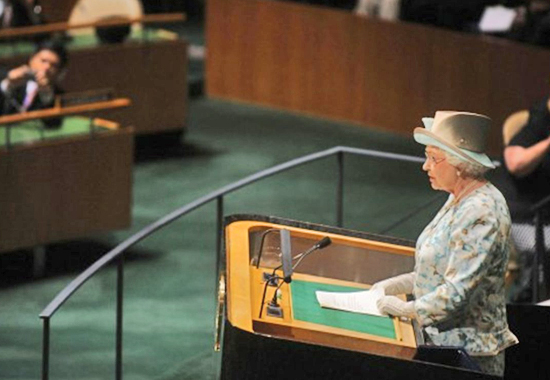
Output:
[414, 128, 495, 169]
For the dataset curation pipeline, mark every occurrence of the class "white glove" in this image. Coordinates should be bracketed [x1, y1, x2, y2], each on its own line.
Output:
[376, 295, 416, 318]
[370, 272, 415, 296]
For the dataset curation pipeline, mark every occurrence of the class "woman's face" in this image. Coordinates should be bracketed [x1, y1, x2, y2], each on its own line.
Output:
[422, 146, 459, 193]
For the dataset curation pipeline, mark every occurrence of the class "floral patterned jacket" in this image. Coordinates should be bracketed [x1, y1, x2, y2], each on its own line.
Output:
[413, 183, 518, 356]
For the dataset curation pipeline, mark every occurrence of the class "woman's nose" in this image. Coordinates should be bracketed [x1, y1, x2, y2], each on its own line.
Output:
[422, 160, 429, 171]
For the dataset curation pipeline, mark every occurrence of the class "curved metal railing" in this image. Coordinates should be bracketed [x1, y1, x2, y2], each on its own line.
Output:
[38, 146, 427, 380]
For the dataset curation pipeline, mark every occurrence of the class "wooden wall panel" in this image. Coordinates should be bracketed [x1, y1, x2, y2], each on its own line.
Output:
[206, 0, 550, 155]
[0, 129, 133, 253]
[62, 40, 188, 135]
[39, 0, 78, 23]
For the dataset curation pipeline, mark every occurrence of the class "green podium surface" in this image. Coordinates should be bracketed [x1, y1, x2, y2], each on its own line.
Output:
[291, 280, 396, 340]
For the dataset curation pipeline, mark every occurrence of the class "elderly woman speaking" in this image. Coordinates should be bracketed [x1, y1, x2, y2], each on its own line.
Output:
[373, 111, 518, 376]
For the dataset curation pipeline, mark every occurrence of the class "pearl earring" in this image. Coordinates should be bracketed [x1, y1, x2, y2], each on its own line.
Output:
[456, 170, 461, 177]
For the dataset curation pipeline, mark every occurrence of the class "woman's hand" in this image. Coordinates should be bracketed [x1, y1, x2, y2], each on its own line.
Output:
[370, 272, 415, 296]
[377, 296, 416, 318]
[6, 65, 33, 89]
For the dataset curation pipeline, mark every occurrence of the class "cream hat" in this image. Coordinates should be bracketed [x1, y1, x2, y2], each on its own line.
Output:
[414, 111, 495, 169]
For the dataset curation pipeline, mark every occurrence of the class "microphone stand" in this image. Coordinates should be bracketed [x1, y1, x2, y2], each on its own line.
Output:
[258, 229, 292, 318]
[258, 236, 332, 318]
[255, 228, 281, 269]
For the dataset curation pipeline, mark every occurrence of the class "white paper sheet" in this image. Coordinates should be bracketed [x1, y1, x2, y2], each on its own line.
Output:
[479, 6, 516, 33]
[315, 288, 384, 317]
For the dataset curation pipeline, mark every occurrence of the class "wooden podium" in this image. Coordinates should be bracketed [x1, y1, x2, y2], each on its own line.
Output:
[219, 215, 502, 379]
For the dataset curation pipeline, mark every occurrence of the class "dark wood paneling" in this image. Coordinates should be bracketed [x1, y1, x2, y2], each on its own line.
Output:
[62, 40, 188, 135]
[39, 0, 79, 23]
[206, 0, 550, 155]
[0, 128, 133, 252]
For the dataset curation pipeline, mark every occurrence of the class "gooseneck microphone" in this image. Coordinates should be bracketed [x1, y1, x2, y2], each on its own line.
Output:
[258, 228, 291, 318]
[291, 236, 332, 272]
[259, 235, 332, 318]
[280, 229, 292, 283]
[255, 228, 282, 269]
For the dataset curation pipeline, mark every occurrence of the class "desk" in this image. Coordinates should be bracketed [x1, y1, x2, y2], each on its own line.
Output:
[0, 110, 133, 253]
[0, 29, 188, 136]
[0, 115, 119, 146]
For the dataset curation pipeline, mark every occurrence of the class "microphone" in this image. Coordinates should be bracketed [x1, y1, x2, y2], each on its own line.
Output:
[263, 229, 292, 318]
[255, 228, 282, 269]
[263, 236, 332, 318]
[259, 234, 333, 319]
[291, 236, 332, 272]
[257, 228, 292, 318]
[280, 229, 292, 283]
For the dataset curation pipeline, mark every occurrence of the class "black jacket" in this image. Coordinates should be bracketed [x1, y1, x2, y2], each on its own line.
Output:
[0, 68, 63, 128]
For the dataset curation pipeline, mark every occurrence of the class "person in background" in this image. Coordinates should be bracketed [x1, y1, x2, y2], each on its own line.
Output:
[0, 39, 67, 128]
[373, 111, 518, 376]
[398, 0, 499, 32]
[0, 0, 43, 28]
[504, 97, 550, 213]
[502, 95, 550, 302]
[354, 0, 401, 20]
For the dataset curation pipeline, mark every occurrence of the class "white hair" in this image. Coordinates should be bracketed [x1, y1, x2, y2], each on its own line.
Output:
[442, 150, 489, 179]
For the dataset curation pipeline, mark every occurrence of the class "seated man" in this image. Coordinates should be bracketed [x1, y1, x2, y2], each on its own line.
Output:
[0, 39, 68, 128]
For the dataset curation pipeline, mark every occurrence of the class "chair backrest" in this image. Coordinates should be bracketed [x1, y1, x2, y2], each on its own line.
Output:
[67, 0, 143, 36]
[503, 110, 529, 146]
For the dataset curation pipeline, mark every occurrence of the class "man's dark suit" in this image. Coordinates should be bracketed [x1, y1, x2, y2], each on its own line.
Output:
[0, 69, 63, 128]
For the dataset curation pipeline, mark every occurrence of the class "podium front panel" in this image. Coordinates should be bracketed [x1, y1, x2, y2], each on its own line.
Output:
[224, 215, 418, 358]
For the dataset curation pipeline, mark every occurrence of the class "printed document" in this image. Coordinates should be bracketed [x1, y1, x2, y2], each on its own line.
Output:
[478, 6, 516, 33]
[316, 287, 384, 317]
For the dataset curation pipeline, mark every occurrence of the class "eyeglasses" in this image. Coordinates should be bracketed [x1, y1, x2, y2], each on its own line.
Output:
[424, 153, 445, 166]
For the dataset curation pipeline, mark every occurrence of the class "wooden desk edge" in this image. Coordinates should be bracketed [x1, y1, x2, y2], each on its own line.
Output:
[0, 13, 186, 39]
[251, 319, 417, 360]
[0, 97, 131, 125]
